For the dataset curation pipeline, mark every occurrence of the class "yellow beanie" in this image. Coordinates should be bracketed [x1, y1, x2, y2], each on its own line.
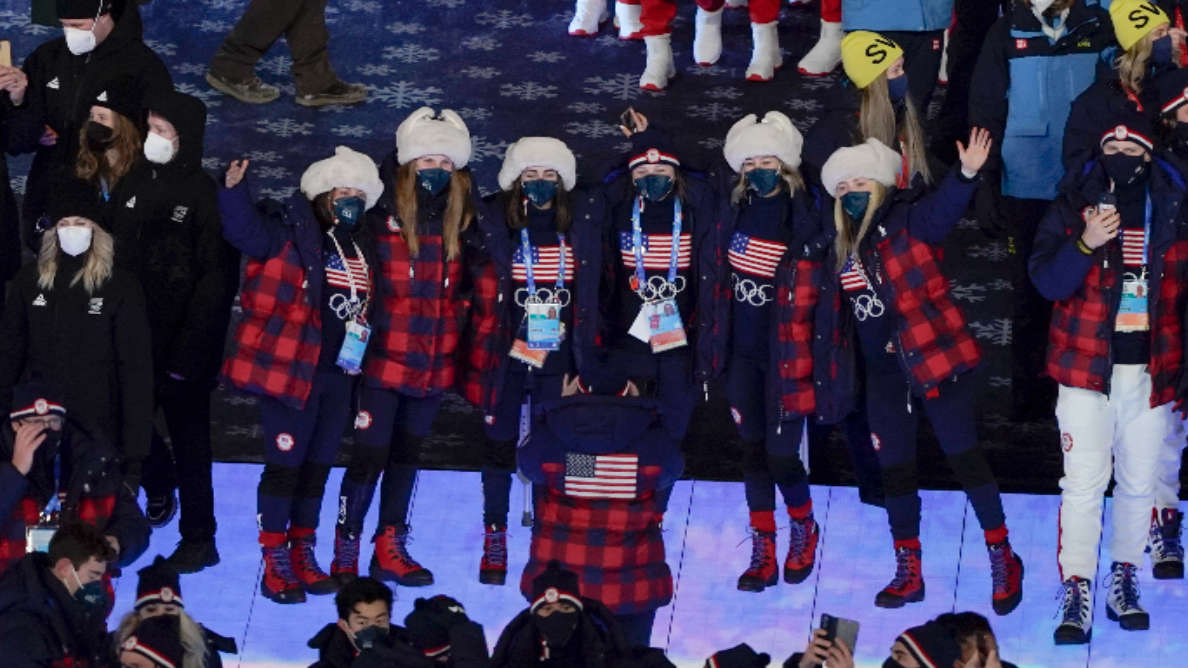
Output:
[1110, 0, 1169, 51]
[841, 31, 905, 89]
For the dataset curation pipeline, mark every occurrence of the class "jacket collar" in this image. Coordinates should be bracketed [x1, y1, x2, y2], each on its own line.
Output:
[1012, 1, 1099, 38]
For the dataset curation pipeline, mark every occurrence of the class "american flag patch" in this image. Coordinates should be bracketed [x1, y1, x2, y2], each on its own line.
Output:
[512, 244, 575, 283]
[1121, 228, 1146, 266]
[619, 232, 692, 271]
[840, 256, 869, 291]
[326, 254, 369, 290]
[564, 453, 639, 499]
[728, 232, 786, 279]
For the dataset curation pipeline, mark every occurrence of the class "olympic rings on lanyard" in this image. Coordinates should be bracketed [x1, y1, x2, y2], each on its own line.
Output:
[731, 274, 774, 307]
[636, 274, 686, 303]
[629, 195, 685, 304]
[329, 292, 364, 320]
[515, 286, 572, 308]
[518, 228, 570, 307]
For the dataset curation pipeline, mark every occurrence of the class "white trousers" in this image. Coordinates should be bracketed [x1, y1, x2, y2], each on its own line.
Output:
[1157, 418, 1186, 510]
[1056, 365, 1174, 580]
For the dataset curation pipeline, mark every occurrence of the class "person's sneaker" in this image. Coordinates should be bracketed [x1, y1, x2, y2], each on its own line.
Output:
[875, 546, 925, 608]
[737, 528, 778, 592]
[288, 529, 339, 595]
[261, 542, 305, 604]
[1054, 577, 1093, 645]
[205, 72, 280, 104]
[783, 516, 819, 584]
[370, 524, 434, 586]
[145, 493, 177, 528]
[1105, 561, 1149, 631]
[295, 81, 368, 108]
[479, 524, 509, 585]
[331, 525, 361, 586]
[1148, 508, 1184, 579]
[164, 538, 220, 575]
[988, 539, 1024, 616]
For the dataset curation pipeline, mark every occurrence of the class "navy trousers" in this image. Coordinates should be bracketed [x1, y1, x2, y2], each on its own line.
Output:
[482, 369, 564, 527]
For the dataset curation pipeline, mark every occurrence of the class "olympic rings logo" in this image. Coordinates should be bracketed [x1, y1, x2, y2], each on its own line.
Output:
[515, 287, 572, 308]
[852, 293, 885, 321]
[731, 275, 774, 306]
[635, 275, 686, 303]
[329, 293, 363, 320]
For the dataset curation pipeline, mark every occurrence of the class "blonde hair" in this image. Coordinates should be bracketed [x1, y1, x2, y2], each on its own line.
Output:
[75, 113, 142, 191]
[38, 224, 114, 294]
[730, 162, 806, 206]
[393, 162, 475, 261]
[1116, 31, 1154, 96]
[833, 182, 889, 271]
[115, 609, 209, 668]
[860, 72, 932, 186]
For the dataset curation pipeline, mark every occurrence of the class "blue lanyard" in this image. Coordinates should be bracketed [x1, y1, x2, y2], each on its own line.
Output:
[520, 229, 567, 294]
[1141, 192, 1152, 266]
[630, 196, 683, 290]
[41, 454, 62, 519]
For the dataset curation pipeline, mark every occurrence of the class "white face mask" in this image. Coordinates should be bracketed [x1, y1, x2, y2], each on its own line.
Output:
[1032, 0, 1057, 13]
[144, 132, 177, 165]
[63, 26, 97, 56]
[58, 226, 93, 256]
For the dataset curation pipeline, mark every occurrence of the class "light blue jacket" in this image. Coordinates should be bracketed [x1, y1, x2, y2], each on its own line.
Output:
[842, 0, 953, 33]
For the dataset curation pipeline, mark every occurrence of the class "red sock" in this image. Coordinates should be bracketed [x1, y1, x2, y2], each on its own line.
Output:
[984, 525, 1009, 546]
[750, 511, 777, 534]
[894, 537, 921, 551]
[287, 525, 316, 540]
[259, 530, 287, 548]
[787, 500, 813, 520]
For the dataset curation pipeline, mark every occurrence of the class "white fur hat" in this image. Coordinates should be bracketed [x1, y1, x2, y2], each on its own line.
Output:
[299, 146, 385, 210]
[498, 137, 577, 192]
[723, 111, 804, 173]
[396, 107, 472, 168]
[820, 139, 902, 198]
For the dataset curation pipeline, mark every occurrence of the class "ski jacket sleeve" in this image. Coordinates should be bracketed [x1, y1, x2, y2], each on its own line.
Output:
[113, 275, 154, 465]
[218, 178, 288, 261]
[906, 168, 979, 245]
[1029, 199, 1098, 302]
[968, 17, 1011, 172]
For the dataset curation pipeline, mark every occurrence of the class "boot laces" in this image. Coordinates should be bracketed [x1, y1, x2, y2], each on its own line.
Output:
[1105, 563, 1142, 612]
[335, 530, 360, 571]
[484, 526, 509, 567]
[268, 546, 297, 582]
[1152, 511, 1185, 561]
[1055, 578, 1090, 625]
[385, 527, 419, 568]
[988, 542, 1013, 595]
[888, 547, 917, 592]
[294, 537, 329, 579]
[744, 528, 774, 573]
[788, 518, 812, 559]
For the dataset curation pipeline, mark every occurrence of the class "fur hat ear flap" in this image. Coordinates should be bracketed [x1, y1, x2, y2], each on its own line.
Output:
[820, 138, 902, 198]
[396, 107, 472, 169]
[300, 146, 385, 210]
[722, 110, 803, 173]
[725, 114, 759, 148]
[498, 137, 578, 192]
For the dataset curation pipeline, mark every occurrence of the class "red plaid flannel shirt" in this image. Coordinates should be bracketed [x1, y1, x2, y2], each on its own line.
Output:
[776, 258, 822, 417]
[521, 466, 672, 615]
[1150, 241, 1188, 406]
[1, 494, 117, 576]
[222, 241, 320, 409]
[365, 233, 467, 396]
[876, 228, 982, 391]
[459, 260, 504, 411]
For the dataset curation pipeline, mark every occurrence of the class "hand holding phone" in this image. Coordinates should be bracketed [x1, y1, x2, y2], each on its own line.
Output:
[1083, 194, 1120, 250]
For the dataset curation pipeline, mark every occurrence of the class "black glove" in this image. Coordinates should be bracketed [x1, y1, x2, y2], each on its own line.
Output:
[417, 595, 469, 628]
[975, 178, 1006, 239]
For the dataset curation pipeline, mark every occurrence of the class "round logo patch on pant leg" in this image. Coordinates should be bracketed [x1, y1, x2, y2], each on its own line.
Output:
[355, 410, 372, 430]
[871, 433, 881, 452]
[276, 433, 295, 452]
[730, 407, 743, 425]
[1061, 432, 1074, 452]
[484, 414, 496, 425]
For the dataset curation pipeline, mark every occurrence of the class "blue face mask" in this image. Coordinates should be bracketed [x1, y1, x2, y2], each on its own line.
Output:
[634, 174, 674, 202]
[747, 168, 781, 197]
[522, 179, 558, 208]
[332, 196, 366, 229]
[417, 168, 451, 196]
[887, 74, 910, 103]
[1152, 35, 1174, 64]
[71, 568, 108, 613]
[841, 191, 872, 221]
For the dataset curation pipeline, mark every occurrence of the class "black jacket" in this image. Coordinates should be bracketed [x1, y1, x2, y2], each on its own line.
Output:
[106, 92, 240, 389]
[0, 552, 114, 668]
[491, 600, 673, 668]
[307, 621, 489, 668]
[8, 1, 173, 229]
[0, 253, 154, 465]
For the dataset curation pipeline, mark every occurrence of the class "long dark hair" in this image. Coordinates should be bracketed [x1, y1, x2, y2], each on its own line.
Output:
[504, 177, 573, 233]
[394, 163, 475, 261]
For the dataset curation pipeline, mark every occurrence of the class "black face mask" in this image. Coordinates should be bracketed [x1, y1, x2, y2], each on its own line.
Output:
[882, 659, 908, 668]
[39, 428, 63, 458]
[1174, 123, 1188, 145]
[85, 121, 114, 152]
[1101, 152, 1149, 189]
[535, 610, 579, 648]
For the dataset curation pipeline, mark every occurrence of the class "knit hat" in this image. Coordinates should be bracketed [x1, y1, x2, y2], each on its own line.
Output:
[530, 561, 583, 614]
[83, 77, 142, 126]
[820, 139, 902, 197]
[396, 107, 472, 168]
[723, 111, 803, 172]
[628, 127, 681, 170]
[498, 137, 577, 191]
[299, 146, 385, 210]
[47, 177, 103, 224]
[707, 644, 770, 668]
[1110, 0, 1169, 51]
[135, 557, 184, 610]
[57, 0, 114, 19]
[404, 599, 452, 658]
[1158, 67, 1188, 116]
[841, 31, 904, 89]
[121, 615, 186, 668]
[1100, 108, 1156, 153]
[895, 621, 962, 668]
[10, 377, 67, 420]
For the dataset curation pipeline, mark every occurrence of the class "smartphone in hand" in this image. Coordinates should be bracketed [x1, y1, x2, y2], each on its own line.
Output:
[0, 41, 11, 68]
[620, 107, 638, 134]
[1098, 192, 1117, 215]
[820, 613, 860, 655]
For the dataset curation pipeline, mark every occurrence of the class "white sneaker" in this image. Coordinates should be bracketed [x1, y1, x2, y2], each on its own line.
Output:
[745, 21, 780, 82]
[615, 1, 644, 40]
[1053, 577, 1093, 645]
[938, 27, 950, 84]
[693, 7, 724, 66]
[640, 33, 675, 91]
[797, 19, 842, 76]
[569, 0, 608, 36]
[1105, 562, 1150, 631]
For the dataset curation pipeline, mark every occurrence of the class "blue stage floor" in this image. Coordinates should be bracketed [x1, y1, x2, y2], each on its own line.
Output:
[110, 465, 1187, 668]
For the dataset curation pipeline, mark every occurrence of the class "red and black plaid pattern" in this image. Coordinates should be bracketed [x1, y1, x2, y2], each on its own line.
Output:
[1047, 262, 1115, 392]
[366, 234, 467, 396]
[1149, 241, 1188, 406]
[223, 241, 321, 409]
[460, 260, 503, 410]
[776, 258, 822, 417]
[877, 230, 982, 391]
[1, 493, 117, 576]
[521, 465, 672, 615]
